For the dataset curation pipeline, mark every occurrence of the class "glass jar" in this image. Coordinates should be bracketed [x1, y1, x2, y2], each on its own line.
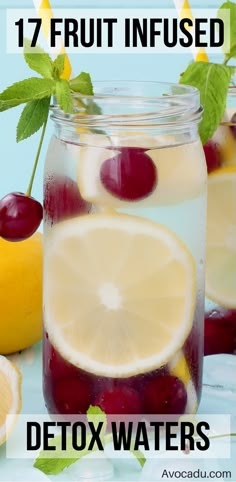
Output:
[204, 85, 236, 356]
[43, 81, 207, 418]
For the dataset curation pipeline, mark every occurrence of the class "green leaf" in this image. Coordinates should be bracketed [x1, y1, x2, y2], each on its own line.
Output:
[52, 54, 66, 79]
[218, 1, 236, 60]
[224, 44, 236, 65]
[56, 79, 74, 114]
[24, 39, 53, 79]
[229, 44, 236, 59]
[16, 97, 50, 142]
[129, 440, 146, 468]
[34, 457, 78, 476]
[34, 434, 81, 475]
[34, 406, 146, 476]
[69, 72, 94, 95]
[34, 407, 105, 476]
[87, 405, 107, 423]
[85, 100, 103, 115]
[0, 78, 55, 112]
[87, 405, 107, 439]
[180, 62, 233, 144]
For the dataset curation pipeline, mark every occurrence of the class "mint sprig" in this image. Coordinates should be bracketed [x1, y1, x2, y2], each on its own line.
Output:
[33, 406, 106, 476]
[0, 41, 94, 142]
[180, 61, 233, 144]
[33, 405, 236, 477]
[34, 406, 146, 476]
[179, 0, 236, 145]
[34, 432, 83, 475]
[0, 40, 94, 197]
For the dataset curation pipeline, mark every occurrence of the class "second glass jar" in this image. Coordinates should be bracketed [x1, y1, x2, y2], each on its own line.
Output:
[204, 84, 236, 356]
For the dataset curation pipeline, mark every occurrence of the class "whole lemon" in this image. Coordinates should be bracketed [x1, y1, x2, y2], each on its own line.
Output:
[0, 232, 42, 354]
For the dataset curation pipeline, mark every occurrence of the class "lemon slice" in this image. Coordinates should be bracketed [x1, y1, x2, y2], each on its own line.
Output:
[77, 137, 206, 207]
[44, 214, 196, 377]
[77, 132, 175, 148]
[206, 166, 236, 309]
[0, 356, 22, 446]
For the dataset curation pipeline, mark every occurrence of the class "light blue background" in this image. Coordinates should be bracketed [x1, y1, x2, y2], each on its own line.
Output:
[0, 0, 223, 204]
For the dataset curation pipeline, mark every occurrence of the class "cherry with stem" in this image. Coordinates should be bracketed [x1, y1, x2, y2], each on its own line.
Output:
[0, 117, 48, 242]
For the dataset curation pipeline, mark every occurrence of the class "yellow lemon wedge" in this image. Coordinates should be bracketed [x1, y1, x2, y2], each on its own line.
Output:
[0, 233, 42, 355]
[206, 166, 236, 309]
[44, 214, 196, 378]
[0, 356, 22, 446]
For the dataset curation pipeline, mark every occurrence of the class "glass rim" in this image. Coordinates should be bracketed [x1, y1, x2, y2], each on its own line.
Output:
[50, 80, 203, 129]
[67, 80, 199, 100]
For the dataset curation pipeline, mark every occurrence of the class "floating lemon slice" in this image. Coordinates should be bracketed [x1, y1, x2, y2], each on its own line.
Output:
[206, 166, 236, 309]
[44, 214, 196, 377]
[77, 132, 174, 148]
[77, 135, 206, 207]
[0, 356, 22, 446]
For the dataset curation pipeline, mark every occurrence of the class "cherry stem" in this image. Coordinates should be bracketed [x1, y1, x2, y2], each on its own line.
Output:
[26, 115, 49, 197]
[208, 433, 236, 440]
[195, 433, 236, 441]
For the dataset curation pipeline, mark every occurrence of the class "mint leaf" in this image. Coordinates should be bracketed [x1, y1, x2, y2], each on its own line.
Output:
[218, 1, 236, 61]
[130, 440, 146, 468]
[180, 62, 233, 144]
[224, 44, 236, 65]
[228, 44, 236, 59]
[87, 405, 107, 439]
[85, 100, 103, 115]
[0, 78, 55, 112]
[34, 458, 77, 476]
[34, 434, 81, 475]
[24, 39, 53, 79]
[69, 72, 93, 95]
[87, 406, 146, 469]
[34, 407, 146, 476]
[52, 54, 66, 79]
[34, 410, 104, 476]
[34, 407, 105, 476]
[16, 97, 50, 142]
[56, 79, 73, 114]
[87, 405, 106, 419]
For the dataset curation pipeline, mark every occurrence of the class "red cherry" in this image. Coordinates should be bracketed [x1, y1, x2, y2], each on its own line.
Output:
[0, 192, 43, 241]
[95, 387, 142, 415]
[203, 141, 222, 174]
[204, 307, 236, 355]
[230, 112, 236, 139]
[144, 375, 187, 415]
[100, 147, 157, 201]
[44, 175, 91, 225]
[43, 334, 81, 379]
[115, 367, 168, 394]
[52, 377, 92, 414]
